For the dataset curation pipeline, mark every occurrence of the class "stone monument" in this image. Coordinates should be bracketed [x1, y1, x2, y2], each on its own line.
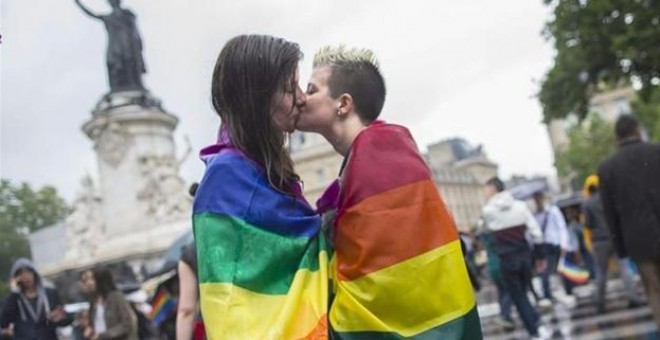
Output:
[43, 0, 192, 277]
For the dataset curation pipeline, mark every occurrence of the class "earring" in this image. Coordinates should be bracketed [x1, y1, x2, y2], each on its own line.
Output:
[337, 109, 342, 116]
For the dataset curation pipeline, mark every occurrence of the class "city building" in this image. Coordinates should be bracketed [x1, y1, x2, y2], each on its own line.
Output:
[291, 133, 498, 232]
[546, 87, 635, 191]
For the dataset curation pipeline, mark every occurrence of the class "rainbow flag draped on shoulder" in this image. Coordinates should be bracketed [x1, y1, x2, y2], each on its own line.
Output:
[322, 121, 482, 339]
[193, 136, 330, 340]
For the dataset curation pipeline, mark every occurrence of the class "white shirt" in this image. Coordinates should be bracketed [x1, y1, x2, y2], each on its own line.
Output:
[94, 303, 107, 334]
[534, 205, 571, 250]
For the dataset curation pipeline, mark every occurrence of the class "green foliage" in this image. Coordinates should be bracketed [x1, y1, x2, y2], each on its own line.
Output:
[555, 115, 616, 186]
[632, 87, 660, 142]
[0, 179, 72, 234]
[0, 232, 31, 297]
[539, 0, 660, 122]
[0, 180, 70, 296]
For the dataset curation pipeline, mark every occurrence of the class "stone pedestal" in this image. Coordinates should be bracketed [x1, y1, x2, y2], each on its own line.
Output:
[44, 91, 192, 276]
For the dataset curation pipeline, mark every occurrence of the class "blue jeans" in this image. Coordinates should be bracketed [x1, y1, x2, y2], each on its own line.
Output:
[494, 277, 513, 322]
[541, 244, 561, 299]
[501, 255, 540, 336]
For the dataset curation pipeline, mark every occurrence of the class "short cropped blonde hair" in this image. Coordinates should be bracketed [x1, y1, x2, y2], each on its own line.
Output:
[313, 45, 381, 69]
[312, 45, 386, 122]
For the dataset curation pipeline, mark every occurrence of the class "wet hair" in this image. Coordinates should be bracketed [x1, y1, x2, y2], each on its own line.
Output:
[486, 177, 505, 192]
[313, 45, 386, 123]
[92, 267, 117, 299]
[212, 34, 302, 194]
[615, 115, 640, 140]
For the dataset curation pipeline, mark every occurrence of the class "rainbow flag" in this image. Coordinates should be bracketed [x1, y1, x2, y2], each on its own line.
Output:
[149, 287, 176, 327]
[193, 145, 330, 340]
[558, 256, 590, 284]
[325, 122, 481, 339]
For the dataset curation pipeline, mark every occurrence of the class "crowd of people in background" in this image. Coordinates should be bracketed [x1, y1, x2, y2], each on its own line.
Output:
[470, 114, 660, 338]
[0, 182, 204, 340]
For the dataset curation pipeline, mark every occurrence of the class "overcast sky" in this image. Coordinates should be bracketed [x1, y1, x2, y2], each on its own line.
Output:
[1, 0, 556, 201]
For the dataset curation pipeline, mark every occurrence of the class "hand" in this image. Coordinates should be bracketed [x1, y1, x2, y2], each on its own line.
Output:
[83, 326, 94, 339]
[48, 306, 67, 322]
[1, 325, 14, 337]
[78, 312, 90, 328]
[535, 259, 547, 273]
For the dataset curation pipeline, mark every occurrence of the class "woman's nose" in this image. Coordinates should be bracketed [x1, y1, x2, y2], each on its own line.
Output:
[296, 88, 306, 106]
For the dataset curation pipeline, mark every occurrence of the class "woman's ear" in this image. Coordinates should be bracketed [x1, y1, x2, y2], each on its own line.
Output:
[337, 93, 355, 117]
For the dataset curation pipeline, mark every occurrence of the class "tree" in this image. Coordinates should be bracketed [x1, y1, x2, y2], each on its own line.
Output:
[0, 180, 71, 296]
[0, 180, 71, 234]
[539, 0, 660, 122]
[555, 115, 616, 188]
[632, 87, 660, 141]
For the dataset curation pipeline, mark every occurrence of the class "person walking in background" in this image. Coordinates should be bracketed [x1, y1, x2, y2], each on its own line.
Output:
[533, 191, 572, 306]
[482, 177, 548, 339]
[598, 114, 660, 328]
[479, 226, 514, 332]
[0, 258, 72, 340]
[561, 207, 585, 299]
[79, 267, 138, 340]
[583, 175, 642, 313]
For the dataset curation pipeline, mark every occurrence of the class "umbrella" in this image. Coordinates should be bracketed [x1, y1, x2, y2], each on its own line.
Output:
[509, 180, 548, 200]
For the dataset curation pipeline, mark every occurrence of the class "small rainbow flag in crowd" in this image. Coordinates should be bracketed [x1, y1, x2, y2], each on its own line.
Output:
[149, 287, 176, 326]
[558, 256, 590, 284]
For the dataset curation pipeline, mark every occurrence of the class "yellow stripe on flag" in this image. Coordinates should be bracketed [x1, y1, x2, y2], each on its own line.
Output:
[200, 251, 329, 340]
[330, 240, 475, 336]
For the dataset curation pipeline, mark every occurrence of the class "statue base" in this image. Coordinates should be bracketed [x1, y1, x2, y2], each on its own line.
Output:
[94, 90, 162, 114]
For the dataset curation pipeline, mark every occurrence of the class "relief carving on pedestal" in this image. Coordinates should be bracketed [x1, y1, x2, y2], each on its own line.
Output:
[93, 122, 133, 167]
[65, 175, 104, 260]
[136, 154, 191, 224]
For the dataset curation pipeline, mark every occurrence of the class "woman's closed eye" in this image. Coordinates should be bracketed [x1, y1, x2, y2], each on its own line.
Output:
[306, 84, 317, 95]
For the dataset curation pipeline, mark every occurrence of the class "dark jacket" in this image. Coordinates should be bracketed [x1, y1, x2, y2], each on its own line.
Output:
[0, 258, 73, 340]
[598, 139, 660, 262]
[583, 193, 612, 244]
[89, 291, 139, 340]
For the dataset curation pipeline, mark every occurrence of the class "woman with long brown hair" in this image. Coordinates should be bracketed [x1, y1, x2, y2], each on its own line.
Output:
[192, 35, 329, 339]
[79, 268, 138, 340]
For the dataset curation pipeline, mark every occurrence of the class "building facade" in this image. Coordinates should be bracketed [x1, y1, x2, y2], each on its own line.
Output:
[426, 138, 498, 231]
[546, 87, 635, 191]
[291, 132, 498, 232]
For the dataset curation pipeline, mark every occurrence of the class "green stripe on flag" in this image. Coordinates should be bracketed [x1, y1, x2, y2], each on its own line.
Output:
[194, 213, 330, 295]
[332, 306, 482, 340]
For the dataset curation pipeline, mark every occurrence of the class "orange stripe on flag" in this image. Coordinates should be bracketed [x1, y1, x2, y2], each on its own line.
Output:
[335, 179, 458, 281]
[297, 314, 328, 340]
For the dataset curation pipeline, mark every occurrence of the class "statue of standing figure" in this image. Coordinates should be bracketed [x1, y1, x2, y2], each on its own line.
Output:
[75, 0, 146, 92]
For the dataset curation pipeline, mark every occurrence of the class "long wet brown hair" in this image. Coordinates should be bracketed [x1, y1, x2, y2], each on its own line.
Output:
[211, 34, 301, 194]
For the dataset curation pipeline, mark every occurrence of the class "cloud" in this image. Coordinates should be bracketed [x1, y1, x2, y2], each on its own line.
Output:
[1, 0, 554, 201]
